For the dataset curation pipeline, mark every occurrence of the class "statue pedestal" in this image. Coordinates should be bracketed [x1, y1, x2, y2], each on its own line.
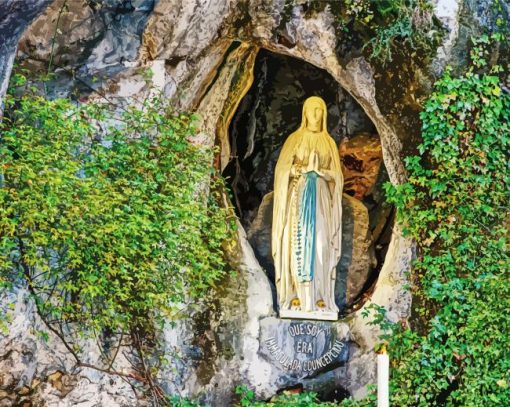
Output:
[279, 309, 338, 321]
[258, 317, 349, 379]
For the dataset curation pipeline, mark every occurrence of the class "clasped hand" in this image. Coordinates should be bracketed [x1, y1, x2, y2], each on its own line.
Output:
[291, 165, 326, 178]
[290, 151, 331, 180]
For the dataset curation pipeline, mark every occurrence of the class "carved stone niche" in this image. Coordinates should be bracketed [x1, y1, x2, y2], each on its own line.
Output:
[223, 48, 394, 314]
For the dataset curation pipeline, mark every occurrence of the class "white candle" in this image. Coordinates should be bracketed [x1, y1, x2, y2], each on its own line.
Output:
[377, 352, 389, 407]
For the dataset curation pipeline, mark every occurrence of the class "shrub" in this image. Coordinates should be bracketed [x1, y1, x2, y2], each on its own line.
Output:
[0, 78, 233, 351]
[376, 34, 510, 406]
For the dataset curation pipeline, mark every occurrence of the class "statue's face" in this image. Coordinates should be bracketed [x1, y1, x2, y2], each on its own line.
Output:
[305, 102, 323, 131]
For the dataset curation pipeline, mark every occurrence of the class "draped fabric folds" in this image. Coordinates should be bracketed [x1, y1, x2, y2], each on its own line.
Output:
[295, 170, 318, 283]
[272, 96, 343, 316]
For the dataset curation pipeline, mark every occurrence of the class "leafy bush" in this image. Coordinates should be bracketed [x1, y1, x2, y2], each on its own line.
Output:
[166, 395, 202, 407]
[366, 0, 439, 63]
[235, 385, 337, 407]
[318, 0, 442, 64]
[0, 78, 233, 344]
[373, 34, 510, 405]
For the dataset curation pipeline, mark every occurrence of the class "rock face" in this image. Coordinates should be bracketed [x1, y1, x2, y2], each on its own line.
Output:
[247, 192, 276, 282]
[0, 0, 503, 405]
[0, 289, 137, 406]
[0, 0, 52, 108]
[15, 0, 154, 99]
[336, 194, 377, 308]
[340, 133, 383, 200]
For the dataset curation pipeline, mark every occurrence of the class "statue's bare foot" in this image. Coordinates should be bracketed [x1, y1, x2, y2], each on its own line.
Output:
[316, 299, 326, 309]
[291, 298, 301, 310]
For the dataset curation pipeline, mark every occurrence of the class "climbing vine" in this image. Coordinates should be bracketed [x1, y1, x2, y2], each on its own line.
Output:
[345, 0, 441, 63]
[367, 33, 510, 406]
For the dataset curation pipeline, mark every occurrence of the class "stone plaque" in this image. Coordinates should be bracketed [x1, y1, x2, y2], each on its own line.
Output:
[259, 317, 349, 377]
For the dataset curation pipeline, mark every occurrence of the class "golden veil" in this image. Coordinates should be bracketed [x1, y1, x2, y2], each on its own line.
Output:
[272, 96, 343, 304]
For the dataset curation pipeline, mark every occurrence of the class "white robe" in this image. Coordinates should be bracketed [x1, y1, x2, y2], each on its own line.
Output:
[272, 125, 343, 314]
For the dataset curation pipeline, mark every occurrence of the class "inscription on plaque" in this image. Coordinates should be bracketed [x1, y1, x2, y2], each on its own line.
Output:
[263, 322, 346, 372]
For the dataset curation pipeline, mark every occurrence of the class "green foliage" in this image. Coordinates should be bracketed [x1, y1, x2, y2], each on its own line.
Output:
[313, 0, 442, 65]
[0, 80, 233, 341]
[166, 395, 202, 407]
[366, 0, 439, 64]
[157, 386, 337, 406]
[368, 34, 510, 405]
[235, 385, 336, 407]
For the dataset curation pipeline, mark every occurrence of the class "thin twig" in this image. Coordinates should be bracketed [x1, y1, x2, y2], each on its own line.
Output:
[47, 0, 68, 75]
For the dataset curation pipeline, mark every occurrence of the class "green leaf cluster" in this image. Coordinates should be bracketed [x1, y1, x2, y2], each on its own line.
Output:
[370, 34, 510, 406]
[0, 84, 233, 338]
[235, 385, 338, 407]
[311, 0, 443, 65]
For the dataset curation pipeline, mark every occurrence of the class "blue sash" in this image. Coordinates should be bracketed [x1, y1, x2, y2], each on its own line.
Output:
[296, 171, 318, 283]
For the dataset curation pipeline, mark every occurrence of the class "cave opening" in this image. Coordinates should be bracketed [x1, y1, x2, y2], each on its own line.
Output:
[222, 48, 394, 313]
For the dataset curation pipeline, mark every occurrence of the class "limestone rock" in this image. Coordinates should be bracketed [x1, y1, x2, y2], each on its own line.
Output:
[17, 0, 101, 67]
[16, 0, 154, 98]
[0, 0, 51, 109]
[336, 194, 377, 308]
[339, 133, 383, 200]
[247, 191, 275, 279]
[0, 288, 137, 406]
[156, 222, 275, 406]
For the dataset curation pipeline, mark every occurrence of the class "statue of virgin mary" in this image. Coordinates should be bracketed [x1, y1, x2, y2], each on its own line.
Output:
[272, 96, 343, 321]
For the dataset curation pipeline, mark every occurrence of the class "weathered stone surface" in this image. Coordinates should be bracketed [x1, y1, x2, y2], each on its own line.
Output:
[142, 0, 234, 61]
[0, 0, 51, 109]
[431, 0, 462, 75]
[336, 194, 377, 308]
[247, 191, 275, 280]
[16, 0, 155, 98]
[157, 222, 275, 405]
[18, 0, 101, 67]
[0, 288, 137, 406]
[340, 133, 383, 200]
